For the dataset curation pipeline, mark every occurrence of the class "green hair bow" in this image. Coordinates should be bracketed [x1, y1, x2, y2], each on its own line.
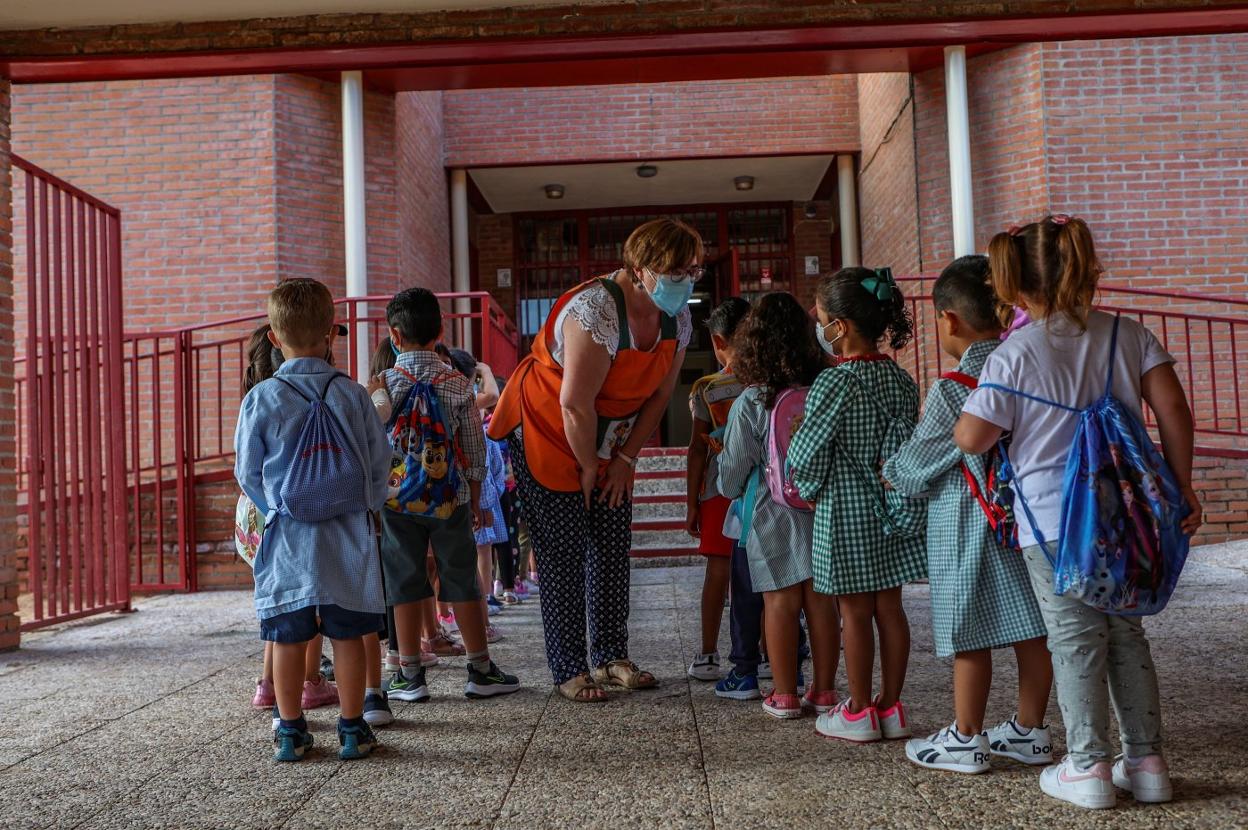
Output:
[860, 267, 896, 303]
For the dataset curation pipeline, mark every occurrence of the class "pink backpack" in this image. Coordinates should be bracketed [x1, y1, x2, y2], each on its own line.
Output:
[765, 387, 814, 511]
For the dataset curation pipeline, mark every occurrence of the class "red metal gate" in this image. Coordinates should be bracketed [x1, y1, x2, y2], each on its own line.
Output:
[15, 155, 130, 629]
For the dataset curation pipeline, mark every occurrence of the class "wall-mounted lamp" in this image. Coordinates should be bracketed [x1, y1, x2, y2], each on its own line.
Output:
[636, 164, 658, 179]
[544, 184, 565, 199]
[734, 176, 755, 191]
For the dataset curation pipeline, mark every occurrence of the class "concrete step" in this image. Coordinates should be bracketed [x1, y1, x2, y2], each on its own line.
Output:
[635, 452, 687, 474]
[633, 528, 696, 550]
[632, 500, 684, 522]
[633, 475, 685, 498]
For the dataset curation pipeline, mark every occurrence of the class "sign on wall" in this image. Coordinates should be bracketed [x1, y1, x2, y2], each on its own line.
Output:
[497, 268, 512, 288]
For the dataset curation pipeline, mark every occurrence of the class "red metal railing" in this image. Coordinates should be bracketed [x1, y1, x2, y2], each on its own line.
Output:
[892, 276, 1248, 456]
[14, 155, 131, 630]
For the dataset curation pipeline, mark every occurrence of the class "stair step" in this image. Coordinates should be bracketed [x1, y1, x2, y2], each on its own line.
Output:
[633, 518, 686, 532]
[630, 546, 699, 559]
[632, 500, 684, 522]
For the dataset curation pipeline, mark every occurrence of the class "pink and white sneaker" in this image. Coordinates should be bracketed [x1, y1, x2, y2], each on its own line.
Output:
[802, 689, 838, 715]
[438, 612, 459, 635]
[1039, 756, 1116, 810]
[1112, 755, 1172, 803]
[762, 692, 803, 719]
[252, 678, 276, 709]
[815, 701, 883, 742]
[301, 675, 339, 710]
[485, 624, 504, 644]
[876, 699, 912, 739]
[420, 651, 441, 668]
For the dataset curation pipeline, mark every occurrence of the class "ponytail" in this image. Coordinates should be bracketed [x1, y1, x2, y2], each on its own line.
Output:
[816, 266, 913, 350]
[988, 214, 1101, 331]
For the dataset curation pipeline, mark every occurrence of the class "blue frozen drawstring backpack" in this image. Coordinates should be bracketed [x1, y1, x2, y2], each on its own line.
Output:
[982, 316, 1190, 616]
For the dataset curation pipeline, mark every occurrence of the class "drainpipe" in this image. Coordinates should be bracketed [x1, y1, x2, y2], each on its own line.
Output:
[341, 70, 370, 382]
[450, 168, 473, 353]
[836, 154, 860, 268]
[945, 45, 976, 257]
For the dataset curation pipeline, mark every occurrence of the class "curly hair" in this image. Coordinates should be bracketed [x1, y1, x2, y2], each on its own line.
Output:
[816, 266, 914, 351]
[731, 291, 826, 409]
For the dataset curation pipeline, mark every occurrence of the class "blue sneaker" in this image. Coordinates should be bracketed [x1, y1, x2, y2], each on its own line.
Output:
[363, 690, 394, 727]
[273, 721, 314, 762]
[337, 719, 378, 760]
[715, 669, 761, 700]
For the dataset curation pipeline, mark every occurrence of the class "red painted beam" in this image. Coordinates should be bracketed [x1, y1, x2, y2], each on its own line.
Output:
[6, 8, 1248, 87]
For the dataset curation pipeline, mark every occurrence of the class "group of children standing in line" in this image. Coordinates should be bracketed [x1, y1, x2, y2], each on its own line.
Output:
[682, 214, 1200, 810]
[235, 284, 534, 762]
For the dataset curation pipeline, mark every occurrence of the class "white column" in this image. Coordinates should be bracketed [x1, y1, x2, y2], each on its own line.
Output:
[945, 45, 976, 258]
[450, 168, 473, 352]
[836, 154, 860, 268]
[341, 70, 370, 382]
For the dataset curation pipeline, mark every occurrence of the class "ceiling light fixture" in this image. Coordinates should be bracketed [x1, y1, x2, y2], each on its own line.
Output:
[544, 184, 565, 199]
[636, 164, 658, 179]
[734, 175, 755, 191]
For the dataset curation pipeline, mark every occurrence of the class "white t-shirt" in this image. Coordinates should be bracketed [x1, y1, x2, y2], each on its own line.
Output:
[962, 310, 1174, 548]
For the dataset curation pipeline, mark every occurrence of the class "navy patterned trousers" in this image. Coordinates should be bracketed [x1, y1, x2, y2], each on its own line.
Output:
[509, 434, 633, 685]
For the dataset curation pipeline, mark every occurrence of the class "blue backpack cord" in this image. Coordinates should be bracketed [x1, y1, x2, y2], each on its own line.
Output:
[976, 316, 1190, 616]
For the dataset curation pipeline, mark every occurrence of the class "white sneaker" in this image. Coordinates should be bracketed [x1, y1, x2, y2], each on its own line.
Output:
[876, 699, 912, 739]
[687, 652, 721, 681]
[757, 661, 773, 680]
[905, 724, 992, 774]
[1112, 755, 1172, 803]
[985, 716, 1053, 766]
[1039, 756, 1116, 810]
[815, 701, 882, 743]
[485, 624, 504, 644]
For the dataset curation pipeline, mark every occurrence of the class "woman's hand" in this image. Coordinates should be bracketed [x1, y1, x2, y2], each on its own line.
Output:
[685, 502, 701, 538]
[1180, 484, 1203, 536]
[597, 456, 635, 509]
[579, 465, 598, 511]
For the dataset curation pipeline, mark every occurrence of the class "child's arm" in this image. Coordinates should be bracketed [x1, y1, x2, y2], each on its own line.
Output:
[456, 395, 488, 529]
[882, 383, 964, 498]
[789, 369, 849, 501]
[715, 394, 759, 501]
[1141, 362, 1202, 534]
[233, 394, 270, 514]
[367, 376, 393, 424]
[685, 416, 711, 537]
[360, 387, 394, 509]
[474, 364, 500, 411]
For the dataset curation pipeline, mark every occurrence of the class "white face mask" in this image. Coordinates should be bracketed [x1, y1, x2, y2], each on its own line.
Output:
[815, 321, 842, 356]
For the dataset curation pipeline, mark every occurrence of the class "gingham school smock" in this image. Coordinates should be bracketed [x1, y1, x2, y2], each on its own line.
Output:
[717, 386, 815, 592]
[881, 340, 1046, 657]
[789, 357, 927, 596]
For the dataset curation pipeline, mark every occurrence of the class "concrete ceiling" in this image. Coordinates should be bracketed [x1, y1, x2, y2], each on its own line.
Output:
[0, 0, 579, 30]
[469, 156, 835, 213]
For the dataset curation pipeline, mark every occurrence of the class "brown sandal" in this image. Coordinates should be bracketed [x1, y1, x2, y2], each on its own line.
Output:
[557, 673, 607, 703]
[592, 659, 658, 691]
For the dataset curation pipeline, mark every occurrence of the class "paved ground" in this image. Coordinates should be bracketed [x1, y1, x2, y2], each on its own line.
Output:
[2, 543, 1247, 830]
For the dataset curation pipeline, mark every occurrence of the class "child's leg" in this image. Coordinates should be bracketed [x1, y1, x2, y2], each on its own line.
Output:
[1013, 636, 1052, 729]
[762, 585, 803, 695]
[838, 592, 877, 711]
[727, 543, 764, 674]
[262, 641, 274, 682]
[274, 641, 309, 720]
[801, 583, 840, 695]
[393, 601, 425, 660]
[1105, 614, 1164, 760]
[699, 556, 731, 655]
[304, 635, 324, 682]
[420, 597, 439, 642]
[476, 543, 493, 599]
[452, 599, 488, 655]
[874, 586, 910, 710]
[953, 649, 992, 735]
[329, 636, 366, 720]
[363, 632, 382, 690]
[495, 540, 517, 591]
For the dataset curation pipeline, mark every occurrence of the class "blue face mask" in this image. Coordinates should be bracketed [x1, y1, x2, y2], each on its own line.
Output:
[815, 321, 841, 356]
[646, 271, 695, 316]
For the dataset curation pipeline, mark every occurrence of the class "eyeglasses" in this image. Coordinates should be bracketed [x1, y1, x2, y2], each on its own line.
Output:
[649, 266, 705, 284]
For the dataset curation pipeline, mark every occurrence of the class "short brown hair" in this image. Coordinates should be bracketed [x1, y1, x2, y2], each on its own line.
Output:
[622, 217, 704, 274]
[267, 278, 335, 350]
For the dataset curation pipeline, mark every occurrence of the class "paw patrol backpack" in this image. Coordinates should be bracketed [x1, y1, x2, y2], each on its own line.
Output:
[385, 367, 465, 520]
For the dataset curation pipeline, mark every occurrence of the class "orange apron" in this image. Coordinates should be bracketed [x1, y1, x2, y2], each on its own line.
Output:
[489, 276, 679, 492]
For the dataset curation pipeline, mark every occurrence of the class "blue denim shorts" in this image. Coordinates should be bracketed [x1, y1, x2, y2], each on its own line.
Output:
[260, 604, 384, 644]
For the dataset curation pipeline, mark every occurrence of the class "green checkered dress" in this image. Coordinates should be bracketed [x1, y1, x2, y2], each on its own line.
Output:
[881, 340, 1046, 657]
[789, 358, 927, 596]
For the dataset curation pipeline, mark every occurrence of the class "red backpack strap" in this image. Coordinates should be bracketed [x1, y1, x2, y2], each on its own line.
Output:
[941, 371, 978, 390]
[960, 461, 998, 530]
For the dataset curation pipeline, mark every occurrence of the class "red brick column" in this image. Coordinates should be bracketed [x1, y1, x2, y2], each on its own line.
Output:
[0, 79, 19, 651]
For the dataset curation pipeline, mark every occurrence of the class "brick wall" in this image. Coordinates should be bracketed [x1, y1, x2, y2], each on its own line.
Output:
[0, 81, 18, 650]
[474, 213, 515, 320]
[791, 200, 836, 310]
[856, 73, 919, 274]
[443, 76, 859, 167]
[11, 76, 278, 330]
[397, 92, 451, 292]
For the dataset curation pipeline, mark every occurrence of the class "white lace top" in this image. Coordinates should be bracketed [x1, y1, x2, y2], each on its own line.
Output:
[551, 277, 693, 366]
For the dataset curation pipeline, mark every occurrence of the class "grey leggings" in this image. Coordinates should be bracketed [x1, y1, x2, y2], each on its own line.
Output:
[1022, 544, 1164, 769]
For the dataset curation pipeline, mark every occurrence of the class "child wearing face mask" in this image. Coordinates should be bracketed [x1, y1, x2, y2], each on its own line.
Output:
[789, 267, 927, 743]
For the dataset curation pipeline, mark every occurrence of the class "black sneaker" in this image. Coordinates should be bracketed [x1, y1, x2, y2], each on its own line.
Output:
[465, 661, 521, 699]
[337, 720, 378, 760]
[386, 668, 430, 702]
[319, 655, 335, 681]
[363, 690, 394, 727]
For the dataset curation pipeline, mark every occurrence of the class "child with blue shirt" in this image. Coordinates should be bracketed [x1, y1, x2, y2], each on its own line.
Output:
[234, 278, 392, 762]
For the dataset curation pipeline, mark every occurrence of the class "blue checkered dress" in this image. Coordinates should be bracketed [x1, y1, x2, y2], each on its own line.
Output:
[881, 340, 1046, 656]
